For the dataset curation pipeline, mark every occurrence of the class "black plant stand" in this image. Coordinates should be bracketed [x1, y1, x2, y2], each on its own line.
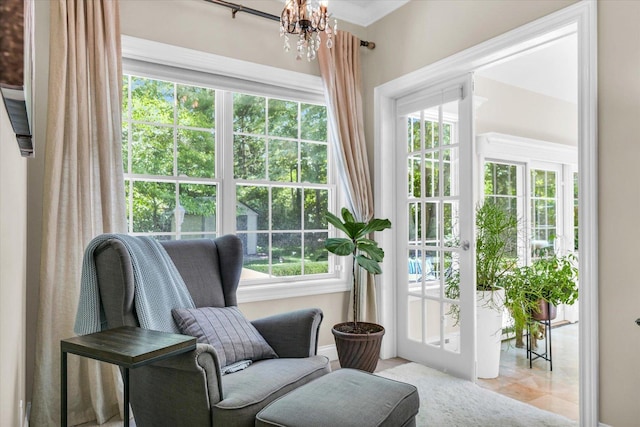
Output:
[526, 302, 553, 371]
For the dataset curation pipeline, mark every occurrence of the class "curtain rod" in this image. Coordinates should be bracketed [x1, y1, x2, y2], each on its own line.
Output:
[203, 0, 376, 49]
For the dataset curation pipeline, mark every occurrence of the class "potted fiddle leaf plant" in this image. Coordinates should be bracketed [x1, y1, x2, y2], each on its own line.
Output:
[325, 207, 391, 372]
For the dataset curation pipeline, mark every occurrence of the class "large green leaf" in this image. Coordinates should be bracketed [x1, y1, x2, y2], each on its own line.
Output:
[325, 237, 355, 256]
[355, 255, 382, 274]
[325, 211, 350, 237]
[344, 221, 366, 238]
[341, 207, 356, 224]
[357, 241, 384, 262]
[360, 218, 392, 237]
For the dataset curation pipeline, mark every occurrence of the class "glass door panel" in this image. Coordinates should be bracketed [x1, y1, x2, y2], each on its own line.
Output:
[397, 75, 475, 380]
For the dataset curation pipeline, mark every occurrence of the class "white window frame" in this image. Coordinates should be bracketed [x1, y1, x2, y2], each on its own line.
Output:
[121, 36, 349, 302]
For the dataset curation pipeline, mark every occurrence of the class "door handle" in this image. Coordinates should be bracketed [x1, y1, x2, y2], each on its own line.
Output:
[636, 318, 640, 327]
[461, 240, 470, 251]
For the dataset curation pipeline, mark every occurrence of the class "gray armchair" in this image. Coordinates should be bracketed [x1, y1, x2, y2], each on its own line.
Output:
[93, 235, 330, 426]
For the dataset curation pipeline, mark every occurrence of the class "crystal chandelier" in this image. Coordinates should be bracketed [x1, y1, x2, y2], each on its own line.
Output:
[280, 0, 337, 61]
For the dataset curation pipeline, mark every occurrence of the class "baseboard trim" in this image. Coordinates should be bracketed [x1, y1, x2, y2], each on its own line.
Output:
[318, 344, 338, 361]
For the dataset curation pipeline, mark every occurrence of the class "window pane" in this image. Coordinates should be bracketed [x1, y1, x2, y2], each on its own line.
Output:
[179, 183, 216, 233]
[268, 99, 298, 138]
[425, 202, 438, 244]
[234, 135, 266, 179]
[424, 118, 439, 149]
[177, 129, 215, 178]
[442, 123, 451, 146]
[272, 233, 302, 276]
[236, 185, 269, 231]
[408, 116, 421, 152]
[131, 181, 175, 233]
[533, 170, 546, 197]
[304, 188, 328, 230]
[272, 187, 302, 230]
[408, 155, 422, 198]
[301, 142, 327, 184]
[234, 93, 265, 134]
[443, 147, 458, 197]
[408, 202, 422, 244]
[242, 232, 269, 271]
[424, 157, 439, 197]
[131, 76, 174, 124]
[131, 124, 173, 175]
[177, 84, 215, 128]
[269, 139, 298, 182]
[304, 232, 329, 274]
[300, 103, 327, 141]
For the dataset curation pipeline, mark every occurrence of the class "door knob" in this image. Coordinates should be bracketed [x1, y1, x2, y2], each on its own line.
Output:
[636, 318, 640, 326]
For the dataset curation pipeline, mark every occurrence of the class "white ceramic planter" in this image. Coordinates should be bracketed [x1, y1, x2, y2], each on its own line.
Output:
[476, 289, 504, 379]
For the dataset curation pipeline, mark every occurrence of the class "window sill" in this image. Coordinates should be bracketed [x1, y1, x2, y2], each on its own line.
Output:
[237, 277, 350, 303]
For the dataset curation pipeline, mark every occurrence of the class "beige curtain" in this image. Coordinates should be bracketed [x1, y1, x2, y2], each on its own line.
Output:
[318, 32, 377, 322]
[31, 1, 126, 425]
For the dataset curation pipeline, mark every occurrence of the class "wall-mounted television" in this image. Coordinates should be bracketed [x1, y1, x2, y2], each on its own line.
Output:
[0, 0, 34, 158]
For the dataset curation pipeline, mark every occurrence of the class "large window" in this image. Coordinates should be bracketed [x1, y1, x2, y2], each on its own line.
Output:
[122, 73, 334, 285]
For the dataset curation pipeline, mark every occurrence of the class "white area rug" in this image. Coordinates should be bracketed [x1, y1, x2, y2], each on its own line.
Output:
[376, 362, 578, 427]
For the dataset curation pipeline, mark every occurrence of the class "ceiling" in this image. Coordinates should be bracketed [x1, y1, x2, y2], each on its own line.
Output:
[477, 33, 578, 104]
[272, 0, 409, 27]
[328, 0, 409, 27]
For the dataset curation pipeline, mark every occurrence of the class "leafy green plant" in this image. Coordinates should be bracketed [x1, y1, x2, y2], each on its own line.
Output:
[504, 252, 578, 344]
[445, 199, 519, 323]
[475, 200, 519, 291]
[325, 208, 391, 329]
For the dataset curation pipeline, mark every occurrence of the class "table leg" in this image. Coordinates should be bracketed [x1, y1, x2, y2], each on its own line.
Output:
[61, 350, 67, 427]
[123, 367, 129, 427]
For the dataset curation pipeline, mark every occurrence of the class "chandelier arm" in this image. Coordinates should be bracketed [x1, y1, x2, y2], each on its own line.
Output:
[203, 0, 375, 49]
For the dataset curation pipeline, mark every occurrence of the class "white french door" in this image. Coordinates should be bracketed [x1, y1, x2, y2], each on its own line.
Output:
[395, 74, 476, 380]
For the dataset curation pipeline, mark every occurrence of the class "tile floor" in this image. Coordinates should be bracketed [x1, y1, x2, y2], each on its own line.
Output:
[476, 322, 579, 421]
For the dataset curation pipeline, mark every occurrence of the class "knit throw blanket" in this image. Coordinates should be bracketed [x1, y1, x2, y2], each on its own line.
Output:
[74, 234, 195, 335]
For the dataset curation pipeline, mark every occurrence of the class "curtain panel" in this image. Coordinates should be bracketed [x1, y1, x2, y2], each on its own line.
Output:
[318, 31, 377, 323]
[31, 0, 126, 425]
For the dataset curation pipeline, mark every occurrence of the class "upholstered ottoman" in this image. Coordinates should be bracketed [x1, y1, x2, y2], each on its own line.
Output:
[255, 368, 419, 427]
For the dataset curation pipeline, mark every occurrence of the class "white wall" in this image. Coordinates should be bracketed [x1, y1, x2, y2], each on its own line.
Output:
[0, 95, 28, 426]
[475, 76, 577, 146]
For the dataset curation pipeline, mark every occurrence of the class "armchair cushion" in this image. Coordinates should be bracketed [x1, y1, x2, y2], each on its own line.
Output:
[172, 306, 277, 370]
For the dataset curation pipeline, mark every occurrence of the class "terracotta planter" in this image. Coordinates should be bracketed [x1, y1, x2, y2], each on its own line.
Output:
[331, 322, 385, 373]
[532, 300, 557, 321]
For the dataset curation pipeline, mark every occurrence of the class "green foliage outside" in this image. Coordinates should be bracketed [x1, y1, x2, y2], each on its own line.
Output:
[123, 75, 331, 278]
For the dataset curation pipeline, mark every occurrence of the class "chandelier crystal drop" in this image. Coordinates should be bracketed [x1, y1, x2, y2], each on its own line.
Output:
[280, 0, 337, 61]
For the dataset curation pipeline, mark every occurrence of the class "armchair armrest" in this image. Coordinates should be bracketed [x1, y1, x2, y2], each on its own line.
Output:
[151, 342, 223, 400]
[251, 308, 323, 358]
[129, 343, 224, 426]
